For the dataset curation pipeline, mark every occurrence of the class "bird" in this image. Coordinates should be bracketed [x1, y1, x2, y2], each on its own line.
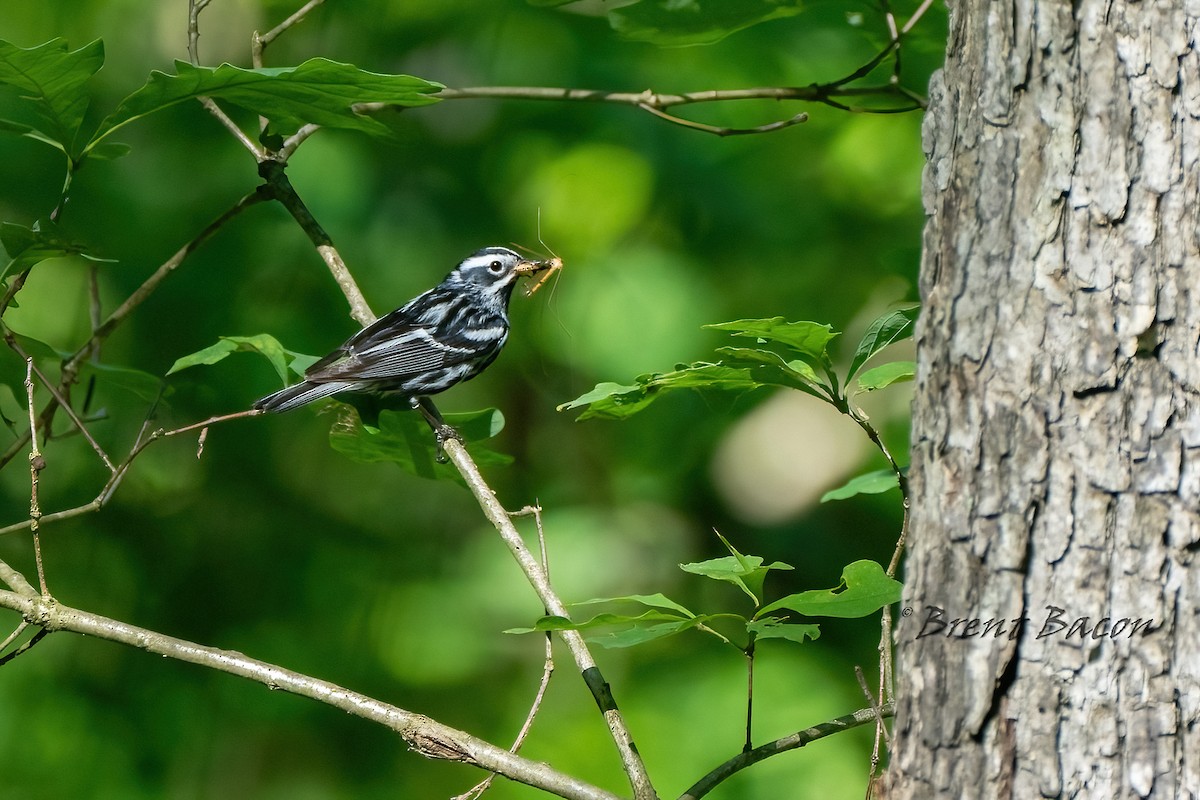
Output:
[254, 246, 551, 431]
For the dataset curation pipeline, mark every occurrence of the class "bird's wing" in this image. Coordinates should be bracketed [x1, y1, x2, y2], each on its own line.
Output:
[303, 294, 503, 383]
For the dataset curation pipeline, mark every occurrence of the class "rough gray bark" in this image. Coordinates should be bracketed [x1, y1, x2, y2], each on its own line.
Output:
[890, 2, 1200, 798]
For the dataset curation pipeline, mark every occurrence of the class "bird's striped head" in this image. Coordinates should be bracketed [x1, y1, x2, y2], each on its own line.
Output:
[448, 246, 546, 302]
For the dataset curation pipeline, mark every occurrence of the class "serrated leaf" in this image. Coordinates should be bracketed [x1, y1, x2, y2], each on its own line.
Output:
[608, 0, 805, 46]
[0, 38, 104, 155]
[855, 360, 915, 393]
[165, 334, 312, 383]
[574, 593, 696, 617]
[715, 346, 830, 399]
[89, 58, 443, 152]
[820, 468, 899, 502]
[847, 305, 918, 380]
[559, 363, 764, 421]
[706, 318, 837, 362]
[758, 560, 902, 619]
[328, 405, 510, 483]
[747, 618, 821, 644]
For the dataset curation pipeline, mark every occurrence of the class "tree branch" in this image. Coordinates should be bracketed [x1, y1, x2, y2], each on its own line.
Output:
[0, 585, 623, 800]
[257, 159, 375, 326]
[679, 704, 895, 800]
[442, 438, 658, 800]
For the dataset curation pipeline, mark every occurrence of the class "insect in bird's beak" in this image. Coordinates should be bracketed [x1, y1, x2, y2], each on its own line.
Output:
[519, 256, 564, 296]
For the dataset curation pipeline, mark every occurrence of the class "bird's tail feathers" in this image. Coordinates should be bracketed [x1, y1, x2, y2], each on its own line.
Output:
[254, 380, 360, 413]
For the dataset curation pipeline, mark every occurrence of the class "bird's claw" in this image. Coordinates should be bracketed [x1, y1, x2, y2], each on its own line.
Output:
[434, 424, 462, 463]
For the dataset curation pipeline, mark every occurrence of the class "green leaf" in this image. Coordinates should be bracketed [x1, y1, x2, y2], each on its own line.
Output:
[1, 221, 114, 281]
[556, 381, 652, 419]
[715, 346, 830, 399]
[855, 360, 915, 393]
[706, 318, 837, 363]
[0, 118, 66, 154]
[820, 468, 899, 502]
[846, 305, 918, 380]
[89, 58, 443, 152]
[747, 618, 821, 644]
[559, 363, 764, 421]
[165, 334, 312, 383]
[328, 405, 511, 483]
[506, 609, 691, 633]
[79, 361, 165, 403]
[590, 619, 706, 648]
[506, 609, 708, 649]
[574, 593, 697, 617]
[758, 560, 902, 619]
[680, 533, 793, 605]
[609, 0, 805, 46]
[0, 38, 104, 155]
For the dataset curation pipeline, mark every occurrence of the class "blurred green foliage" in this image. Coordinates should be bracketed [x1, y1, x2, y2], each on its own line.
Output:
[0, 1, 944, 798]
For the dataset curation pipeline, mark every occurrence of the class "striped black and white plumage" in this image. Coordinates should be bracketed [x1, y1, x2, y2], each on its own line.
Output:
[254, 247, 548, 413]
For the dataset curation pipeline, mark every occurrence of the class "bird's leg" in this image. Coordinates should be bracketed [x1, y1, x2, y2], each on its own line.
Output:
[411, 396, 461, 461]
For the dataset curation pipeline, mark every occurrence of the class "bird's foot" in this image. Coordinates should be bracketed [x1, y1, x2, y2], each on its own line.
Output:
[433, 424, 462, 463]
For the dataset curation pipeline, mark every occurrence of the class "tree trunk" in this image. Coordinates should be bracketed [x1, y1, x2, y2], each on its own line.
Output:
[889, 2, 1200, 797]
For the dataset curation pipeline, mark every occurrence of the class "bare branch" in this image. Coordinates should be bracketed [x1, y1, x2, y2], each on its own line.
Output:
[21, 360, 49, 595]
[256, 0, 327, 54]
[680, 704, 895, 800]
[0, 588, 622, 800]
[442, 438, 657, 800]
[0, 627, 50, 667]
[5, 336, 115, 472]
[0, 556, 36, 597]
[636, 103, 808, 137]
[186, 0, 213, 65]
[70, 191, 267, 375]
[456, 507, 557, 800]
[257, 159, 375, 326]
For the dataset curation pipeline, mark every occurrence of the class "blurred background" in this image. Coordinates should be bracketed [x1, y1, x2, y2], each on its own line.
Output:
[0, 1, 943, 798]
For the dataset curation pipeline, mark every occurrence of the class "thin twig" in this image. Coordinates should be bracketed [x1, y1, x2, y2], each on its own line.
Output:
[257, 160, 375, 326]
[0, 192, 268, 474]
[854, 664, 889, 785]
[252, 1, 328, 140]
[0, 621, 29, 652]
[185, 0, 212, 64]
[637, 103, 808, 137]
[743, 644, 755, 752]
[22, 360, 48, 595]
[441, 437, 657, 800]
[187, 0, 264, 157]
[256, 0, 326, 52]
[456, 505, 558, 800]
[199, 97, 267, 158]
[6, 337, 115, 472]
[0, 587, 621, 800]
[68, 190, 268, 373]
[0, 405, 259, 537]
[679, 704, 895, 800]
[0, 627, 49, 667]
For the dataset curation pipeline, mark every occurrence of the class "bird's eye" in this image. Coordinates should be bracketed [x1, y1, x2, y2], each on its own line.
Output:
[488, 260, 505, 274]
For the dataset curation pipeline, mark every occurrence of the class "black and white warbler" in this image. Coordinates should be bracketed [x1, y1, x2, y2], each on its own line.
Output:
[254, 247, 551, 418]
